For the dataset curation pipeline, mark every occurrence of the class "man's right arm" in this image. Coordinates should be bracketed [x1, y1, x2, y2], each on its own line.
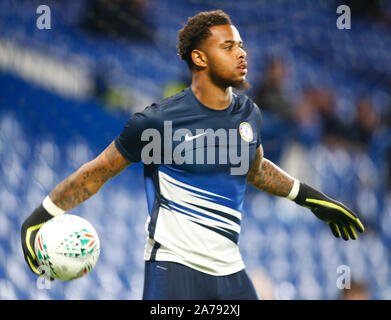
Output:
[22, 103, 160, 277]
[49, 140, 131, 211]
[21, 140, 131, 277]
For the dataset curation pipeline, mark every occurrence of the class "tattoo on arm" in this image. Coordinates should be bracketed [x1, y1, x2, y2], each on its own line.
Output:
[247, 146, 294, 197]
[49, 141, 131, 211]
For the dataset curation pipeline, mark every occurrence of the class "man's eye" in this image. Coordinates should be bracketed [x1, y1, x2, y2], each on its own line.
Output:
[225, 46, 232, 50]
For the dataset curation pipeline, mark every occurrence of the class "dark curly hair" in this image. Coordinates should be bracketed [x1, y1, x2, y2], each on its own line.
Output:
[177, 10, 232, 70]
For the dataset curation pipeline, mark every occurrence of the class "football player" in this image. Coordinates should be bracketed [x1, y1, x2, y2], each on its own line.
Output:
[21, 10, 364, 299]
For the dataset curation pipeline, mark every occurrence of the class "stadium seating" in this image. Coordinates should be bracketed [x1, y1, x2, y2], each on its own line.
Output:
[0, 0, 390, 299]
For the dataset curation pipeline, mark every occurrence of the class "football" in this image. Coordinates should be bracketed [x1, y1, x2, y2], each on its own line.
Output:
[34, 214, 100, 281]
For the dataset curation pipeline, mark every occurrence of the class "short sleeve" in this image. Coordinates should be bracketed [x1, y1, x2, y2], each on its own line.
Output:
[114, 104, 163, 163]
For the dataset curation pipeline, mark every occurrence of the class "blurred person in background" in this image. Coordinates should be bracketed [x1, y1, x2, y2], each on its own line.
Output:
[383, 108, 391, 191]
[294, 86, 325, 147]
[21, 10, 365, 300]
[296, 89, 380, 153]
[347, 96, 379, 151]
[252, 58, 295, 163]
[253, 58, 292, 121]
[81, 0, 155, 41]
[312, 87, 347, 148]
[294, 86, 346, 148]
[248, 267, 275, 300]
[370, 99, 391, 192]
[339, 279, 370, 300]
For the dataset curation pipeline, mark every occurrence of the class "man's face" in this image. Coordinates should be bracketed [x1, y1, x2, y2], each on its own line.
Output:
[199, 25, 249, 89]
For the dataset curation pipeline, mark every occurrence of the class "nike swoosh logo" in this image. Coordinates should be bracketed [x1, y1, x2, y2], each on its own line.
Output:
[184, 132, 206, 142]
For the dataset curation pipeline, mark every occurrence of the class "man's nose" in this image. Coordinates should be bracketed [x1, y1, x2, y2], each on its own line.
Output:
[238, 47, 247, 59]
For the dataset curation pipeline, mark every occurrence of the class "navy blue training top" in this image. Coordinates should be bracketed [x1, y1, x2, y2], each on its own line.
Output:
[115, 87, 262, 275]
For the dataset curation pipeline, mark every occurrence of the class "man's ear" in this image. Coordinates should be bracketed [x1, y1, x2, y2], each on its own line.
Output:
[191, 49, 207, 69]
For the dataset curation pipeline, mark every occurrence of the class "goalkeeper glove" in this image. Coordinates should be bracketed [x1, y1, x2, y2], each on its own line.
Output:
[291, 182, 365, 240]
[21, 196, 64, 279]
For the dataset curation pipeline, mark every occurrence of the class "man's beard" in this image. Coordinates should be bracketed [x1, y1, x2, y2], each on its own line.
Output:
[210, 69, 251, 91]
[231, 78, 251, 90]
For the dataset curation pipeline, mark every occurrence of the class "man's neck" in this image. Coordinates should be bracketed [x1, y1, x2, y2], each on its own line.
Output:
[191, 73, 232, 110]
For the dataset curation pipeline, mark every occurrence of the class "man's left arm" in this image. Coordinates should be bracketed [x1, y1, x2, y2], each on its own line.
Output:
[247, 146, 365, 240]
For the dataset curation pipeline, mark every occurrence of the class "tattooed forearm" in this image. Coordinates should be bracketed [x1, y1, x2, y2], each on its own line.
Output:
[49, 141, 131, 211]
[247, 146, 294, 197]
[49, 165, 108, 210]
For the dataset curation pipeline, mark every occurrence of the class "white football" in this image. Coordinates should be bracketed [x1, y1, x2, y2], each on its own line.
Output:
[34, 214, 100, 281]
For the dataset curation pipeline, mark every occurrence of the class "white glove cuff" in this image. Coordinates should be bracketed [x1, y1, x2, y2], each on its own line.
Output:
[42, 195, 66, 216]
[287, 178, 300, 200]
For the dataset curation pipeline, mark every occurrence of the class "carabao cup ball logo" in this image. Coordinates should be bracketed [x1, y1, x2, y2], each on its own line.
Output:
[239, 122, 253, 143]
